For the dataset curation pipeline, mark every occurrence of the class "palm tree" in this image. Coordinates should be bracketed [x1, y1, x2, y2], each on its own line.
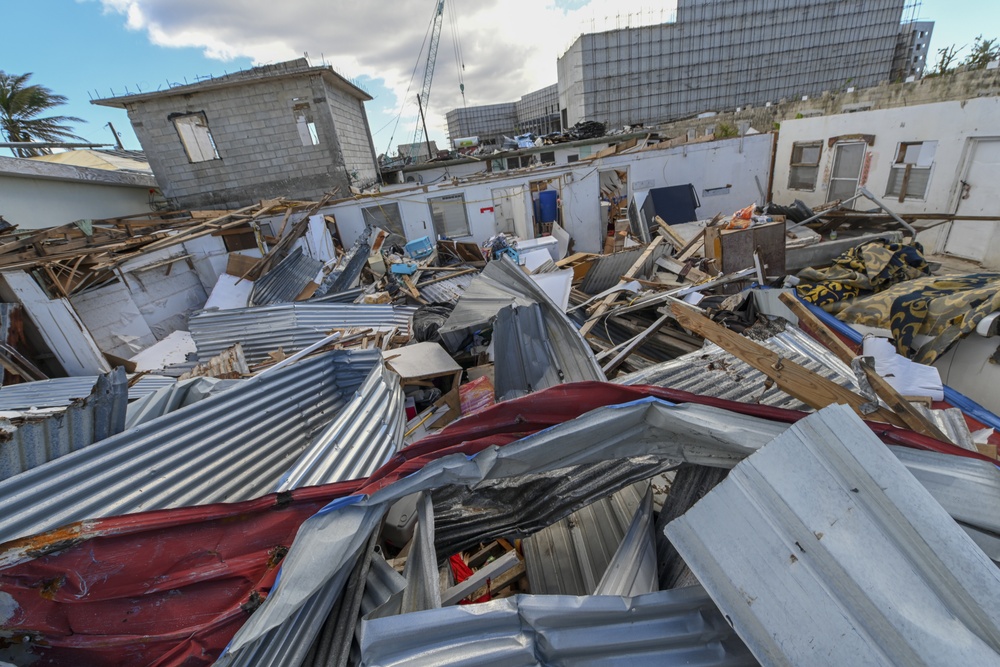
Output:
[0, 71, 85, 157]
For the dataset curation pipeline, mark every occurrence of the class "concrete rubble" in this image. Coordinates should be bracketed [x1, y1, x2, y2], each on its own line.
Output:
[4, 63, 1000, 667]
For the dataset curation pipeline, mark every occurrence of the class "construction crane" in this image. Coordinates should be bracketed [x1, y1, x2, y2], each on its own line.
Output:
[412, 0, 445, 161]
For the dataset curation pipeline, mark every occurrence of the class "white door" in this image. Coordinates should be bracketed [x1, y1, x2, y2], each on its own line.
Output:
[944, 139, 1000, 264]
[827, 142, 866, 204]
[491, 187, 530, 239]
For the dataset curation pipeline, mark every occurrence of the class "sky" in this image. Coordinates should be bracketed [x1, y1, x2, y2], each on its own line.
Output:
[2, 0, 996, 158]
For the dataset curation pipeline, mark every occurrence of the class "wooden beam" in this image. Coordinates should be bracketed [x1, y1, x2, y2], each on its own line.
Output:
[670, 302, 909, 428]
[778, 292, 858, 364]
[602, 311, 670, 377]
[580, 236, 663, 337]
[654, 216, 687, 249]
[416, 267, 477, 286]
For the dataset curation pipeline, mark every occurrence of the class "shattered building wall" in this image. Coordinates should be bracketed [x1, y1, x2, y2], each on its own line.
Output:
[558, 0, 907, 129]
[93, 59, 379, 209]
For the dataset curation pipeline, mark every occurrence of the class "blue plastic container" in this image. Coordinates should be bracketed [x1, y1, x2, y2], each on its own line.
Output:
[405, 236, 434, 259]
[538, 190, 558, 223]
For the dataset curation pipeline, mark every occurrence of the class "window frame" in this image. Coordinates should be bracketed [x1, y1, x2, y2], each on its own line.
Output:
[171, 112, 220, 163]
[885, 140, 935, 202]
[361, 202, 406, 239]
[293, 102, 320, 147]
[428, 193, 471, 239]
[787, 140, 823, 191]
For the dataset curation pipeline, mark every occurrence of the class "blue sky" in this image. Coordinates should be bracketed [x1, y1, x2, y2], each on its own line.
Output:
[1, 0, 994, 157]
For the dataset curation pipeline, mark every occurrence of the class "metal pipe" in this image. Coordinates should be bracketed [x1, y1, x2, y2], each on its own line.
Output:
[784, 192, 865, 231]
[0, 142, 113, 149]
[857, 187, 918, 237]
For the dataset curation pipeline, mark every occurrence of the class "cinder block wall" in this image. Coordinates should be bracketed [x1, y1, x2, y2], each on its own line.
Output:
[124, 75, 373, 209]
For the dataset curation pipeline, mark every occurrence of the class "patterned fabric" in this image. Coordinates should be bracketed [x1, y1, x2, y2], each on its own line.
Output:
[833, 273, 1000, 364]
[795, 240, 930, 307]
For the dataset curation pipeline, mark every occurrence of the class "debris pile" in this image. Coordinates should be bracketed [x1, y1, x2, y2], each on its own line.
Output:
[1, 179, 1000, 667]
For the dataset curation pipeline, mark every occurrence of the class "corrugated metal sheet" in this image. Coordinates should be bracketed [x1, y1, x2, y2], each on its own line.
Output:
[124, 376, 242, 429]
[666, 404, 1000, 667]
[490, 258, 602, 393]
[593, 485, 657, 597]
[312, 239, 370, 300]
[0, 349, 382, 544]
[0, 368, 127, 481]
[415, 272, 475, 304]
[126, 374, 176, 401]
[522, 482, 646, 595]
[251, 247, 324, 306]
[189, 303, 416, 364]
[616, 322, 860, 410]
[274, 362, 404, 491]
[579, 248, 644, 294]
[0, 376, 100, 410]
[221, 397, 788, 663]
[356, 586, 757, 667]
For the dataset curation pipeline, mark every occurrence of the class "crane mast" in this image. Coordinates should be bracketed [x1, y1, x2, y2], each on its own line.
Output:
[413, 0, 445, 160]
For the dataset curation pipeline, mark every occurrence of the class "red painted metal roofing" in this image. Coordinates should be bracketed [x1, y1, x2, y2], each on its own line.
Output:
[0, 382, 989, 665]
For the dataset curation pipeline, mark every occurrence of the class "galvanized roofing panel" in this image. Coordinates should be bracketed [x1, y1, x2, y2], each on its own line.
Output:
[250, 247, 324, 306]
[0, 350, 383, 544]
[593, 485, 657, 597]
[666, 404, 1000, 667]
[0, 376, 100, 410]
[189, 303, 416, 363]
[415, 272, 475, 304]
[579, 248, 644, 294]
[221, 398, 789, 662]
[616, 323, 860, 411]
[0, 368, 127, 481]
[356, 586, 757, 667]
[522, 482, 645, 596]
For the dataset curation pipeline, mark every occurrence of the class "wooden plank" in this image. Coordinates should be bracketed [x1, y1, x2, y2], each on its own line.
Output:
[670, 302, 908, 428]
[655, 216, 687, 249]
[580, 236, 664, 337]
[655, 256, 710, 283]
[416, 267, 477, 287]
[602, 312, 671, 377]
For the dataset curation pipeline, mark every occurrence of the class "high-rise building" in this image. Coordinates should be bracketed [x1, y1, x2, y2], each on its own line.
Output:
[892, 20, 935, 81]
[557, 0, 909, 129]
[445, 85, 560, 147]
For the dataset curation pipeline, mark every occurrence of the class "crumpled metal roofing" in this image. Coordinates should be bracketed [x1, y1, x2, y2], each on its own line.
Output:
[312, 239, 370, 301]
[189, 303, 415, 364]
[0, 368, 127, 481]
[593, 485, 657, 597]
[578, 247, 644, 294]
[221, 397, 786, 662]
[521, 482, 646, 596]
[357, 586, 756, 667]
[0, 376, 103, 411]
[616, 322, 860, 411]
[124, 375, 243, 429]
[666, 404, 1000, 667]
[0, 383, 990, 666]
[250, 247, 324, 306]
[414, 272, 475, 304]
[0, 349, 383, 544]
[487, 257, 603, 396]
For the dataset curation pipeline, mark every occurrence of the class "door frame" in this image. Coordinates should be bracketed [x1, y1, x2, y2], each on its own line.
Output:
[826, 141, 867, 206]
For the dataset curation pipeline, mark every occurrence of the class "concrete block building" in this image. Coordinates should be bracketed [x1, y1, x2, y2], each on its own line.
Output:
[892, 20, 935, 81]
[557, 0, 908, 129]
[94, 59, 379, 209]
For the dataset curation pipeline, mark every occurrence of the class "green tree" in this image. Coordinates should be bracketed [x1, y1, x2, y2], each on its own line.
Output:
[929, 44, 961, 76]
[962, 35, 1000, 71]
[0, 71, 85, 157]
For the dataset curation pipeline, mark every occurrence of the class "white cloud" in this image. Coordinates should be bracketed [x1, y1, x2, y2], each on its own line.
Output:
[97, 0, 676, 147]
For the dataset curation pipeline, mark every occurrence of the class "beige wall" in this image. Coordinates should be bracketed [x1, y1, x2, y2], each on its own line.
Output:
[0, 175, 153, 229]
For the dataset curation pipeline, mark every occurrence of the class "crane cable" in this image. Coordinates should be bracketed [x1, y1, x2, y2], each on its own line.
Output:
[448, 1, 467, 107]
[383, 6, 438, 158]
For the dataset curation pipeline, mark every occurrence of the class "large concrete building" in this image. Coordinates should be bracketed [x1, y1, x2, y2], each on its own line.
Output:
[557, 0, 909, 129]
[446, 84, 560, 147]
[892, 20, 935, 81]
[94, 59, 379, 209]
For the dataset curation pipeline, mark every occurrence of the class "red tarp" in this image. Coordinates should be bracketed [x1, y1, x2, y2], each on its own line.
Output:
[0, 383, 991, 666]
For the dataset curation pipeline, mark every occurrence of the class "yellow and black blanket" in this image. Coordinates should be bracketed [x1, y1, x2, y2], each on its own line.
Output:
[795, 240, 1000, 364]
[795, 240, 930, 307]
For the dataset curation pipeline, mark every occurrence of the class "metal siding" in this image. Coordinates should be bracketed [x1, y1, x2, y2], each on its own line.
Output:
[0, 350, 383, 544]
[666, 404, 1000, 667]
[250, 247, 325, 306]
[189, 303, 415, 363]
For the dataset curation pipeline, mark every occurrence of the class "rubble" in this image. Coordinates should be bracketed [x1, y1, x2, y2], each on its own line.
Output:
[4, 93, 1000, 667]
